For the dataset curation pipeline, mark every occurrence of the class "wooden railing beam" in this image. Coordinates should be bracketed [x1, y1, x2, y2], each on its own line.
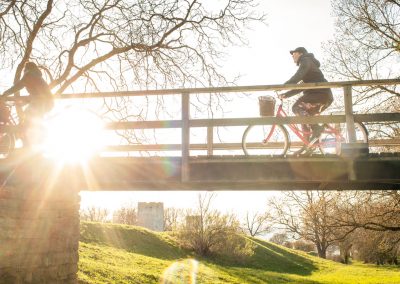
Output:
[56, 79, 400, 99]
[103, 138, 400, 152]
[102, 113, 400, 130]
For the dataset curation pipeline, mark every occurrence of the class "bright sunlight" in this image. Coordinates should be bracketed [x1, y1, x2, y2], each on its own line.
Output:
[40, 106, 106, 163]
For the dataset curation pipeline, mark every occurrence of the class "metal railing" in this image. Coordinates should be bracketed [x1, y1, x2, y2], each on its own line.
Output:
[55, 78, 400, 181]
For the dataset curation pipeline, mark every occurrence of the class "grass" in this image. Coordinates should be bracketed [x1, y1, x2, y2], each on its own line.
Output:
[78, 222, 400, 284]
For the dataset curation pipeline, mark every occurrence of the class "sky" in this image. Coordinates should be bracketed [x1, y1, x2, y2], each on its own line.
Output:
[80, 0, 337, 218]
[224, 0, 335, 85]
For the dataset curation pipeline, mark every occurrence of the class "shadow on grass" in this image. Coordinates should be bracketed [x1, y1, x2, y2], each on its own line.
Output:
[212, 239, 318, 278]
[80, 222, 187, 260]
[248, 238, 317, 274]
[216, 267, 320, 284]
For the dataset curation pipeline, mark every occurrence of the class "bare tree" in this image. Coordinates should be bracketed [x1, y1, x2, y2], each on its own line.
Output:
[324, 0, 400, 146]
[112, 206, 137, 225]
[323, 190, 400, 264]
[324, 0, 399, 91]
[269, 191, 339, 258]
[164, 207, 184, 231]
[178, 193, 254, 260]
[269, 232, 289, 246]
[80, 206, 109, 223]
[331, 190, 400, 232]
[242, 210, 272, 237]
[350, 229, 400, 265]
[0, 0, 266, 130]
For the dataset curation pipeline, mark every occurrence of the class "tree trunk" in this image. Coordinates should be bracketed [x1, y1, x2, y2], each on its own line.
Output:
[340, 243, 352, 264]
[316, 245, 327, 259]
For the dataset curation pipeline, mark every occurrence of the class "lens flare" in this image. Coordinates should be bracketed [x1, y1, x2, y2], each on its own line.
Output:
[41, 107, 105, 163]
[160, 259, 199, 284]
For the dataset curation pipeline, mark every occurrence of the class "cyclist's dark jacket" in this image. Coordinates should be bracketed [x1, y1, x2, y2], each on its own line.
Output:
[282, 53, 333, 103]
[4, 67, 52, 99]
[3, 67, 53, 113]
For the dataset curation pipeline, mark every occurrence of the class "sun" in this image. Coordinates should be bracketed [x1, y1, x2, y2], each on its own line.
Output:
[40, 106, 106, 163]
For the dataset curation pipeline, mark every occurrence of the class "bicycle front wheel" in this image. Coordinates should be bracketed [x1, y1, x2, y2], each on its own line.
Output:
[242, 124, 289, 156]
[319, 122, 368, 155]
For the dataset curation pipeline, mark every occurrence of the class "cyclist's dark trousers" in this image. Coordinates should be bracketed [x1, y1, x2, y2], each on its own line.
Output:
[292, 93, 333, 139]
[21, 99, 54, 147]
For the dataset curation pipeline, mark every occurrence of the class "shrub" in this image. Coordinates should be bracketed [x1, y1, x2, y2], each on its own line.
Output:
[177, 211, 254, 261]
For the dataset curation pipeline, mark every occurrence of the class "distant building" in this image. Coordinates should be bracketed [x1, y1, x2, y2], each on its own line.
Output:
[137, 202, 164, 231]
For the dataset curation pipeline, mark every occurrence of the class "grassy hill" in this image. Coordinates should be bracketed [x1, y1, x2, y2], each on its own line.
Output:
[78, 222, 400, 284]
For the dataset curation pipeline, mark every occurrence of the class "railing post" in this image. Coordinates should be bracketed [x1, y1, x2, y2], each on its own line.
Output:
[207, 126, 213, 156]
[181, 92, 190, 182]
[343, 85, 357, 143]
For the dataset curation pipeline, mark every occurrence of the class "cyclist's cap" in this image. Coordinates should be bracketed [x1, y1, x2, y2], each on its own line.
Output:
[290, 47, 307, 55]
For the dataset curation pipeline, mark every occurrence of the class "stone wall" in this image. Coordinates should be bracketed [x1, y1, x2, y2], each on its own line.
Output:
[0, 159, 81, 284]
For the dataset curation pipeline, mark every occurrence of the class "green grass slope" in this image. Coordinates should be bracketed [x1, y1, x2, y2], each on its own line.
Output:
[78, 222, 400, 284]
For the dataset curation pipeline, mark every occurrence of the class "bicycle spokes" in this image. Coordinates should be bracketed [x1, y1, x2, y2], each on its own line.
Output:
[242, 124, 289, 156]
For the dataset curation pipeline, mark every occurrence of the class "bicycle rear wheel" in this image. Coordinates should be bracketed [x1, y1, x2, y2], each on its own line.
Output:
[319, 122, 368, 155]
[242, 124, 289, 156]
[0, 131, 16, 158]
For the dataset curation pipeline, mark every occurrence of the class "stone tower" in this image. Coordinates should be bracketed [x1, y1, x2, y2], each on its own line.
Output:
[137, 202, 164, 231]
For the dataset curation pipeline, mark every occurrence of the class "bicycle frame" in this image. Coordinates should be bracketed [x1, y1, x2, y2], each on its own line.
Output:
[0, 101, 18, 157]
[0, 102, 17, 127]
[243, 97, 368, 156]
[274, 102, 343, 148]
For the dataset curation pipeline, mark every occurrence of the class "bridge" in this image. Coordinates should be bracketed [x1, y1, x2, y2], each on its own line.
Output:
[0, 78, 399, 282]
[1, 79, 399, 190]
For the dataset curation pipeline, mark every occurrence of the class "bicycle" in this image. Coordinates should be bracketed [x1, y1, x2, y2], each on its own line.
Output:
[0, 97, 52, 158]
[242, 95, 368, 156]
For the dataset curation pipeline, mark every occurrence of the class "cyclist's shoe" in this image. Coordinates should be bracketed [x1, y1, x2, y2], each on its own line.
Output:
[293, 145, 307, 156]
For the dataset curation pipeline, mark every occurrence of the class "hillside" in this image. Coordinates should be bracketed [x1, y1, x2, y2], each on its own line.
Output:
[78, 222, 400, 284]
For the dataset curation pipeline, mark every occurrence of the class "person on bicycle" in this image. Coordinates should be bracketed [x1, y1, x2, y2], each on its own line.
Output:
[2, 62, 54, 145]
[278, 47, 333, 143]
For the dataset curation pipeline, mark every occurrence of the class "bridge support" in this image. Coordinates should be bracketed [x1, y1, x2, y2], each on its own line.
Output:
[0, 155, 80, 283]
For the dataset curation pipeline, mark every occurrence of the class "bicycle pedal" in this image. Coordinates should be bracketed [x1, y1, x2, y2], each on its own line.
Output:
[292, 151, 302, 157]
[292, 146, 307, 156]
[299, 151, 313, 157]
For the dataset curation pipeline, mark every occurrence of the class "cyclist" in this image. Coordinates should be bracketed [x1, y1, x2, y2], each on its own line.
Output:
[278, 47, 333, 144]
[2, 62, 54, 146]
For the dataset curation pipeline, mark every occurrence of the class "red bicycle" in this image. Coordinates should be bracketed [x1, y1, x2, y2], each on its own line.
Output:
[242, 96, 368, 156]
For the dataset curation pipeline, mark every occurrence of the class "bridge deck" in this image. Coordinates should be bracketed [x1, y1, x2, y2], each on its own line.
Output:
[1, 153, 398, 190]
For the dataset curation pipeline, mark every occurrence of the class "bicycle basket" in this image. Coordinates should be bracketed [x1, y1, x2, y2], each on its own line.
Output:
[258, 96, 275, 116]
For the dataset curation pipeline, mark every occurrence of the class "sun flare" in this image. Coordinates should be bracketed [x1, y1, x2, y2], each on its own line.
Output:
[41, 107, 105, 163]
